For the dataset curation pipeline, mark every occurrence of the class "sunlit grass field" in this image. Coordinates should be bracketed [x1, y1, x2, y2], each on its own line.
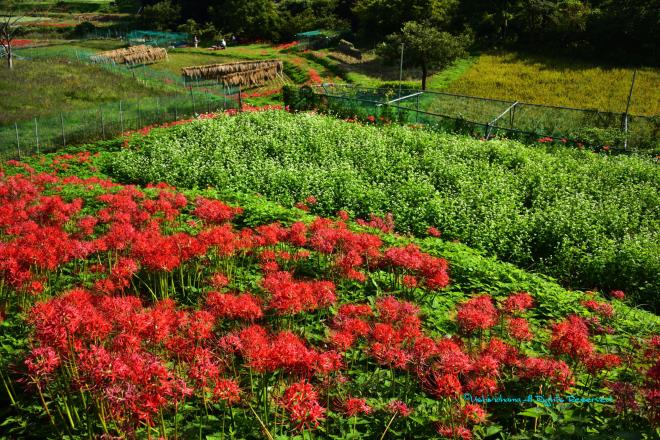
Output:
[445, 52, 660, 115]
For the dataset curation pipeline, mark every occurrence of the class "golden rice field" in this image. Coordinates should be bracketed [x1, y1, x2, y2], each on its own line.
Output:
[445, 52, 660, 116]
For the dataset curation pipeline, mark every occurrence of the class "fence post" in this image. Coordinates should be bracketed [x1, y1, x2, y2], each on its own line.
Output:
[190, 87, 196, 114]
[623, 70, 637, 150]
[60, 113, 66, 147]
[238, 86, 243, 111]
[156, 97, 161, 123]
[175, 101, 178, 120]
[223, 84, 227, 110]
[120, 100, 124, 133]
[34, 118, 40, 154]
[100, 107, 105, 138]
[14, 123, 21, 158]
[206, 89, 211, 114]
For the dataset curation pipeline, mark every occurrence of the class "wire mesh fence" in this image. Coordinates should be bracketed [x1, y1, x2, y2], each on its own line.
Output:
[0, 92, 241, 161]
[1, 45, 244, 160]
[311, 84, 659, 151]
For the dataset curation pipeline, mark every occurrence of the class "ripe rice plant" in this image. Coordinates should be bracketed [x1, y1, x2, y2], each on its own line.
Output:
[106, 110, 660, 310]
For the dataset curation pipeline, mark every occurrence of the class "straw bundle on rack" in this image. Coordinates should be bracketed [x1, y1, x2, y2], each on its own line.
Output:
[181, 60, 283, 81]
[95, 45, 167, 64]
[122, 47, 167, 64]
[220, 64, 282, 87]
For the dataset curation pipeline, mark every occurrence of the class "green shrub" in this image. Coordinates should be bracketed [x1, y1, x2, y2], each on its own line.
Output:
[106, 111, 660, 310]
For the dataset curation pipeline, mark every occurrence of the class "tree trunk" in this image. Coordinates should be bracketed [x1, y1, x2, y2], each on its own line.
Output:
[421, 62, 428, 91]
[7, 45, 12, 69]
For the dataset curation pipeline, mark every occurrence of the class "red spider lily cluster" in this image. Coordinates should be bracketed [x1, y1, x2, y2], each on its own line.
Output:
[275, 41, 299, 50]
[0, 154, 658, 439]
[246, 88, 281, 98]
[122, 105, 282, 142]
[308, 68, 323, 84]
[11, 39, 35, 47]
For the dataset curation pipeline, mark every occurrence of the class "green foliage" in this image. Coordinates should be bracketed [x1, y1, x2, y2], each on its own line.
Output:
[139, 0, 182, 31]
[106, 111, 660, 310]
[378, 21, 471, 89]
[352, 0, 459, 41]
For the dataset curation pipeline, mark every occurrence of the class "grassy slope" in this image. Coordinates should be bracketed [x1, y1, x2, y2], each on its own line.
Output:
[446, 52, 660, 115]
[0, 57, 171, 123]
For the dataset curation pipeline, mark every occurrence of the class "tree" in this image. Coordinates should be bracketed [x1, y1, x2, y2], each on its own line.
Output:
[0, 1, 26, 69]
[139, 0, 182, 31]
[378, 21, 470, 90]
[353, 0, 458, 42]
[210, 0, 281, 41]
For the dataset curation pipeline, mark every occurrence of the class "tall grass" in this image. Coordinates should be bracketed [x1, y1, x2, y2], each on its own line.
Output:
[0, 57, 170, 123]
[446, 52, 660, 115]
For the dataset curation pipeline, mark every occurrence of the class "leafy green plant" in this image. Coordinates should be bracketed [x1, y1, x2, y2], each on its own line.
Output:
[106, 111, 660, 310]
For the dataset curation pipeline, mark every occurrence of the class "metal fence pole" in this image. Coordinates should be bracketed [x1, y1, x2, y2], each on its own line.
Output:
[206, 89, 211, 114]
[623, 70, 637, 150]
[14, 122, 21, 158]
[156, 97, 161, 123]
[238, 86, 243, 111]
[190, 87, 196, 114]
[34, 118, 40, 154]
[60, 113, 66, 147]
[119, 101, 124, 133]
[100, 107, 105, 138]
[137, 99, 142, 127]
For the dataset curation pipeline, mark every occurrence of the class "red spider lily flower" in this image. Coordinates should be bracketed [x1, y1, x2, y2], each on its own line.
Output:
[520, 357, 574, 390]
[461, 404, 487, 424]
[205, 292, 264, 320]
[280, 381, 326, 430]
[583, 353, 622, 374]
[213, 378, 241, 404]
[338, 303, 373, 319]
[506, 317, 533, 341]
[402, 275, 418, 288]
[610, 290, 625, 300]
[433, 373, 463, 398]
[305, 195, 317, 205]
[337, 210, 350, 221]
[330, 330, 357, 350]
[482, 337, 520, 367]
[465, 376, 498, 396]
[437, 424, 473, 440]
[427, 226, 442, 237]
[456, 295, 498, 333]
[581, 300, 615, 318]
[193, 197, 243, 224]
[25, 346, 60, 379]
[209, 272, 229, 289]
[262, 271, 336, 314]
[343, 397, 372, 416]
[287, 222, 308, 246]
[386, 400, 412, 417]
[357, 213, 394, 233]
[435, 339, 472, 374]
[608, 381, 639, 414]
[502, 292, 534, 314]
[550, 315, 593, 359]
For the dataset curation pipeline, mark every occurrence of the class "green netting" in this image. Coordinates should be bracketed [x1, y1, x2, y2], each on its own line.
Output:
[311, 85, 659, 150]
[127, 30, 189, 48]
